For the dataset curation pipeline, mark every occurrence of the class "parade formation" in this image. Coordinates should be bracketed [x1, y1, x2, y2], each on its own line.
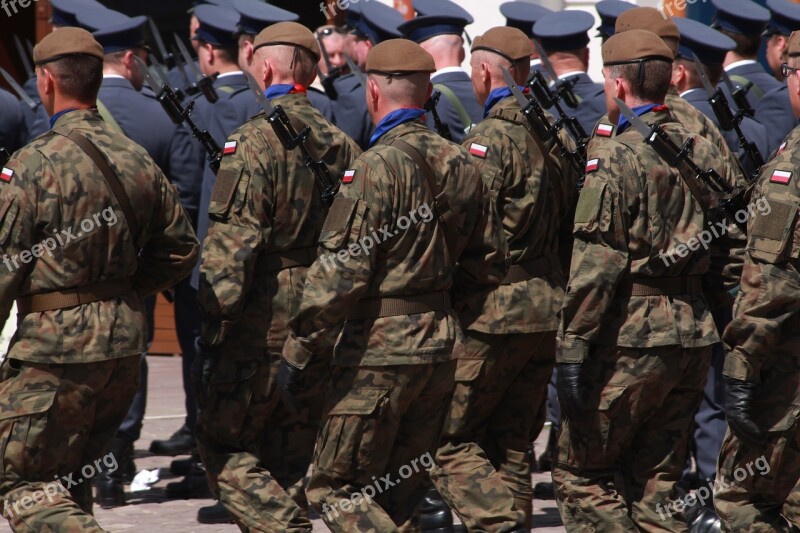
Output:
[1, 0, 800, 531]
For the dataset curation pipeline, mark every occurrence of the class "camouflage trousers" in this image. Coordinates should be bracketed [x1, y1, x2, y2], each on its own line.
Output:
[430, 330, 555, 531]
[715, 348, 800, 532]
[553, 344, 711, 532]
[307, 360, 456, 533]
[195, 352, 330, 533]
[0, 355, 140, 533]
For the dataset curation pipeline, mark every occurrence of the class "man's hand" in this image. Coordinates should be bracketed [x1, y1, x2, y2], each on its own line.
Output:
[191, 339, 219, 409]
[556, 363, 585, 421]
[724, 377, 764, 447]
[278, 358, 303, 415]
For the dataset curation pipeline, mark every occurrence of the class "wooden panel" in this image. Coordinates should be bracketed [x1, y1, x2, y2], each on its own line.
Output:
[149, 292, 182, 356]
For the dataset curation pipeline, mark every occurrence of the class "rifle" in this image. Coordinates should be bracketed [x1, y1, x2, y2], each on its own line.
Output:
[148, 17, 176, 70]
[173, 34, 219, 104]
[534, 41, 580, 109]
[0, 67, 37, 110]
[345, 55, 367, 87]
[316, 34, 340, 99]
[0, 147, 9, 168]
[721, 70, 756, 118]
[502, 67, 585, 177]
[615, 97, 748, 233]
[692, 53, 764, 178]
[424, 90, 453, 142]
[13, 35, 33, 80]
[244, 72, 340, 206]
[133, 56, 222, 173]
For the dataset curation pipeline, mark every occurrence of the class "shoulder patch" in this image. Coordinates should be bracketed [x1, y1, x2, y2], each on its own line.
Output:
[778, 142, 787, 155]
[596, 124, 614, 137]
[342, 169, 356, 184]
[1, 168, 13, 183]
[469, 143, 488, 158]
[223, 141, 237, 155]
[770, 170, 792, 185]
[585, 159, 599, 173]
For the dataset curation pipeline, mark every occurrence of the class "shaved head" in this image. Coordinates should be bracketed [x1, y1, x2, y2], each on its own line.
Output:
[369, 72, 431, 108]
[420, 34, 465, 71]
[254, 43, 317, 86]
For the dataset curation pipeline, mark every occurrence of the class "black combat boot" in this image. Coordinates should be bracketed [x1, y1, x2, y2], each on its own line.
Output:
[419, 487, 455, 532]
[197, 501, 235, 524]
[149, 424, 195, 456]
[95, 437, 133, 508]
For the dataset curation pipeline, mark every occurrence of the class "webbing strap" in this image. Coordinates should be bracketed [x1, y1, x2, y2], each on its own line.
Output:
[433, 83, 473, 133]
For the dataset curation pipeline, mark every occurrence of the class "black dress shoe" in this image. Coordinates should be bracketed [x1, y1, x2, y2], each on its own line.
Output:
[170, 453, 198, 476]
[95, 477, 125, 509]
[690, 507, 722, 533]
[197, 501, 235, 524]
[149, 424, 195, 456]
[164, 464, 210, 499]
[533, 481, 555, 500]
[419, 488, 454, 532]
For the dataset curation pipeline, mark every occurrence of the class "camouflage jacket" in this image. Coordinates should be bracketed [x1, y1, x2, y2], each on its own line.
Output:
[282, 119, 507, 368]
[459, 95, 571, 334]
[198, 93, 361, 353]
[723, 125, 800, 382]
[0, 109, 199, 363]
[558, 106, 743, 363]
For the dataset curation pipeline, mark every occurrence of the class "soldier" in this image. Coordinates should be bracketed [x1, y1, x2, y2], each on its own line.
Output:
[281, 38, 506, 532]
[672, 18, 768, 179]
[0, 27, 198, 530]
[554, 29, 741, 530]
[194, 22, 360, 532]
[715, 29, 800, 531]
[499, 1, 553, 78]
[755, 0, 800, 156]
[428, 26, 569, 532]
[533, 10, 607, 137]
[595, 0, 635, 44]
[711, 0, 781, 108]
[398, 10, 482, 143]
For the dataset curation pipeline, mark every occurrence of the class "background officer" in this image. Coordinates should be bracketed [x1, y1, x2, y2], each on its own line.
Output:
[0, 27, 198, 531]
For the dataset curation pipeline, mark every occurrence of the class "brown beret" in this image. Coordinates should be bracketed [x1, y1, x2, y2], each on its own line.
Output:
[789, 30, 800, 57]
[365, 39, 435, 75]
[616, 7, 681, 55]
[603, 29, 674, 66]
[34, 27, 104, 66]
[253, 21, 321, 62]
[471, 26, 532, 64]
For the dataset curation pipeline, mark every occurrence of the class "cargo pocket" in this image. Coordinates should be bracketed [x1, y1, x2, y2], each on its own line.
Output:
[593, 384, 627, 465]
[203, 361, 259, 446]
[0, 389, 57, 479]
[315, 387, 389, 478]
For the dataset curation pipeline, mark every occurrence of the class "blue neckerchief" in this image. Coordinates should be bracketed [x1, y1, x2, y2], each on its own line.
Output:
[368, 107, 426, 147]
[265, 83, 306, 100]
[483, 87, 513, 118]
[49, 108, 80, 129]
[616, 103, 658, 135]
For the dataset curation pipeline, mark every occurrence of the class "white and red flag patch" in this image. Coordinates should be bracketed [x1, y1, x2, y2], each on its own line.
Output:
[778, 142, 788, 155]
[0, 167, 13, 183]
[342, 169, 356, 184]
[223, 141, 237, 155]
[596, 124, 614, 137]
[585, 159, 599, 173]
[469, 143, 488, 158]
[770, 169, 792, 185]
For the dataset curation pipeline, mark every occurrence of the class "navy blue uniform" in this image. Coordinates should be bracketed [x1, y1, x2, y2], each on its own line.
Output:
[723, 62, 782, 108]
[553, 73, 606, 137]
[428, 69, 483, 143]
[0, 88, 24, 153]
[755, 84, 794, 157]
[18, 78, 49, 144]
[331, 73, 373, 150]
[308, 86, 335, 123]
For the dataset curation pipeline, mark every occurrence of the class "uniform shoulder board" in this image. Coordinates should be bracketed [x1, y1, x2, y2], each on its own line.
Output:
[468, 143, 488, 158]
[342, 169, 356, 184]
[596, 124, 614, 137]
[585, 159, 599, 173]
[770, 169, 792, 185]
[1, 167, 13, 183]
[223, 141, 237, 156]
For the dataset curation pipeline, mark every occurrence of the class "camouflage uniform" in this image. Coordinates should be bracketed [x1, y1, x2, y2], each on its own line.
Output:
[0, 109, 198, 532]
[716, 125, 800, 531]
[196, 91, 360, 532]
[429, 94, 572, 531]
[554, 106, 743, 531]
[283, 119, 506, 532]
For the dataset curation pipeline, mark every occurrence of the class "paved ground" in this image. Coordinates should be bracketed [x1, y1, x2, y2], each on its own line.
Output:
[0, 355, 566, 532]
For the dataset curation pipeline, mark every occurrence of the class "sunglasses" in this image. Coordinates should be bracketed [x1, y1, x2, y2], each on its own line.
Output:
[782, 62, 799, 79]
[316, 25, 347, 37]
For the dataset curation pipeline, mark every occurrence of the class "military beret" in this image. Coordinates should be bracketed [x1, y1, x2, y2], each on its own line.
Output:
[365, 38, 435, 75]
[34, 27, 104, 65]
[471, 26, 532, 64]
[254, 21, 321, 62]
[788, 30, 800, 57]
[603, 29, 674, 66]
[615, 7, 681, 41]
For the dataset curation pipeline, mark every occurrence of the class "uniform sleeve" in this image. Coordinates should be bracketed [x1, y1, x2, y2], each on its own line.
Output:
[166, 124, 203, 225]
[197, 133, 273, 345]
[723, 175, 800, 382]
[557, 147, 632, 363]
[282, 159, 383, 369]
[134, 159, 199, 297]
